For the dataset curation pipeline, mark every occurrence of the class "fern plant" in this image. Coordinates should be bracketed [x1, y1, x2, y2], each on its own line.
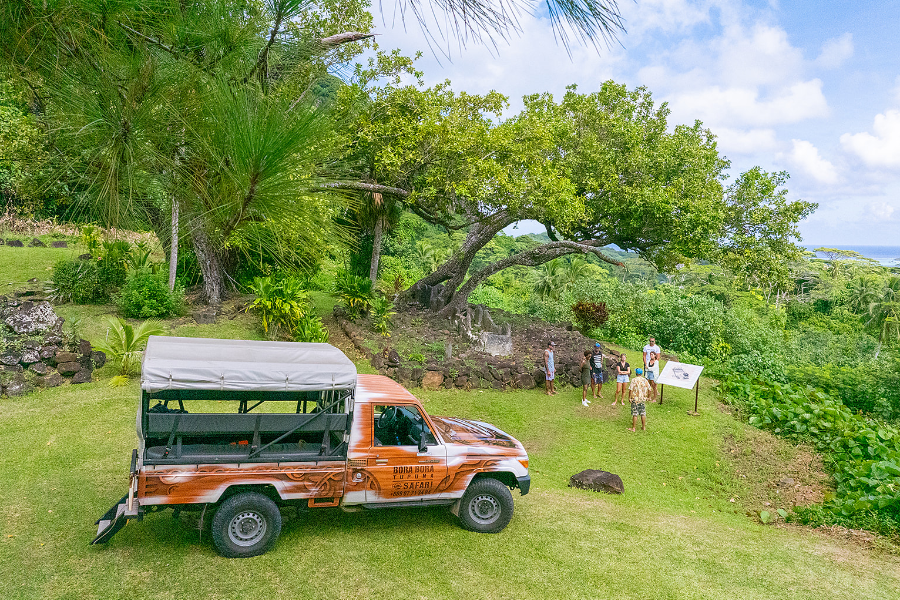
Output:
[370, 295, 396, 337]
[334, 272, 373, 320]
[95, 317, 165, 377]
[247, 275, 310, 339]
[294, 314, 329, 343]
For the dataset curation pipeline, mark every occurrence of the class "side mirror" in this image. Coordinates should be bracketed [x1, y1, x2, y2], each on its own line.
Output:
[418, 430, 428, 453]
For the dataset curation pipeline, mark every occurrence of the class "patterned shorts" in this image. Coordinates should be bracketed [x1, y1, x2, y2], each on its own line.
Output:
[591, 372, 604, 384]
[631, 402, 646, 417]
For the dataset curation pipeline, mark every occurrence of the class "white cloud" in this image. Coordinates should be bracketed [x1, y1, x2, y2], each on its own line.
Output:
[815, 33, 854, 69]
[670, 79, 828, 127]
[713, 23, 805, 87]
[869, 201, 895, 220]
[713, 127, 779, 154]
[782, 139, 839, 184]
[841, 110, 900, 169]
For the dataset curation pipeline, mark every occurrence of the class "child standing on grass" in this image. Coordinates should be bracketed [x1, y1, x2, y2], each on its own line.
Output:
[628, 367, 650, 432]
[580, 350, 592, 407]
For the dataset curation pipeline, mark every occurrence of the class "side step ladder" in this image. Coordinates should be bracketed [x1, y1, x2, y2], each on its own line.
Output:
[92, 494, 141, 545]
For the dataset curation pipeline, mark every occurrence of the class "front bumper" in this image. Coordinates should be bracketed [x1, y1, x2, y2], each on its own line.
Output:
[517, 475, 531, 496]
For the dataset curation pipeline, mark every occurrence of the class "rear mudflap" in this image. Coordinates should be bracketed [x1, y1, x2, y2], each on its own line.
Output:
[92, 494, 141, 545]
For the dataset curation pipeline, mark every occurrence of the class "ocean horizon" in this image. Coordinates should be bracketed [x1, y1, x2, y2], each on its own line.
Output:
[804, 245, 900, 266]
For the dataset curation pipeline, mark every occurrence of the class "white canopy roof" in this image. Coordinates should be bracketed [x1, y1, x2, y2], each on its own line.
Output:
[140, 336, 357, 392]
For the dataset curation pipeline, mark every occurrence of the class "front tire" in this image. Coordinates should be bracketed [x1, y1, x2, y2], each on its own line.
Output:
[211, 492, 282, 558]
[458, 478, 514, 533]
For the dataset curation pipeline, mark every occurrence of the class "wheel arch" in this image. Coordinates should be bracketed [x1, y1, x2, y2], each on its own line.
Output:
[472, 471, 517, 490]
[216, 484, 282, 505]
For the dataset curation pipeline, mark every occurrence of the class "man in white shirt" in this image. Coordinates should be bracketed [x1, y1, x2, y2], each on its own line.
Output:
[642, 337, 661, 370]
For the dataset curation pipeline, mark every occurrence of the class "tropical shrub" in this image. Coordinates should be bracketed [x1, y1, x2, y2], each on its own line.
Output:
[334, 272, 373, 320]
[117, 273, 182, 318]
[48, 259, 102, 304]
[572, 300, 609, 330]
[247, 275, 310, 339]
[370, 295, 396, 337]
[294, 314, 329, 343]
[95, 317, 165, 377]
[720, 375, 900, 534]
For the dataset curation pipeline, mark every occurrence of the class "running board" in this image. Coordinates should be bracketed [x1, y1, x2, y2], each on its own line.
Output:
[361, 499, 455, 510]
[91, 495, 141, 545]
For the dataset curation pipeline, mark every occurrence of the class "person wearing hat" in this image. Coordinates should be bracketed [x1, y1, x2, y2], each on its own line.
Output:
[590, 342, 605, 400]
[628, 367, 651, 432]
[543, 341, 557, 396]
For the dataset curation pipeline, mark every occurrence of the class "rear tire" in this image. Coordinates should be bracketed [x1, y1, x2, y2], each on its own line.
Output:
[458, 478, 514, 533]
[211, 492, 282, 558]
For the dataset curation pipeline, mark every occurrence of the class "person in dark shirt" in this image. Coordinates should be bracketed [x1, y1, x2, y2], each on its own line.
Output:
[590, 342, 605, 400]
[613, 354, 630, 406]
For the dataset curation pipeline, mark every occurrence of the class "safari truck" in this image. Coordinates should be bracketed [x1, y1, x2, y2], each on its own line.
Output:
[92, 336, 530, 557]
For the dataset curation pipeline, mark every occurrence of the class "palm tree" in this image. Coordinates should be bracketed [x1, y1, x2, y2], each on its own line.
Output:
[867, 276, 900, 356]
[847, 275, 882, 314]
[533, 259, 565, 300]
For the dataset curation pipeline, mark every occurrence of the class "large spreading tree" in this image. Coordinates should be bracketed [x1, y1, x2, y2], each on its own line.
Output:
[339, 80, 817, 314]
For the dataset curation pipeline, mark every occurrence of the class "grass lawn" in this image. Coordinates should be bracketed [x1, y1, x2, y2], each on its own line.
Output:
[0, 243, 81, 290]
[2, 335, 899, 599]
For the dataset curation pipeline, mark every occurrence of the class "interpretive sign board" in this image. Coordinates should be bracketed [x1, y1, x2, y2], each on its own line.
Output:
[656, 361, 704, 390]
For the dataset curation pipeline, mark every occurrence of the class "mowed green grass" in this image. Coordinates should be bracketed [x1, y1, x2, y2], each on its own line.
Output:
[2, 356, 900, 599]
[0, 243, 79, 289]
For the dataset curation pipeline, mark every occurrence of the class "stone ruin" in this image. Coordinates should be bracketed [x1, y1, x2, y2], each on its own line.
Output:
[452, 304, 513, 357]
[0, 294, 105, 397]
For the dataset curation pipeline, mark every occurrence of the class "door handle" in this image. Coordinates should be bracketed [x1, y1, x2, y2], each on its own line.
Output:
[375, 459, 388, 465]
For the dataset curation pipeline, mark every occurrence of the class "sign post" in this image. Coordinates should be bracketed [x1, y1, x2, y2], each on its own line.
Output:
[656, 361, 704, 415]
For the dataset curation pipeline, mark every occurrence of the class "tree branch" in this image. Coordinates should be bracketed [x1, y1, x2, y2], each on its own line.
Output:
[117, 21, 204, 70]
[320, 32, 376, 47]
[245, 9, 285, 84]
[222, 172, 259, 238]
[319, 181, 410, 197]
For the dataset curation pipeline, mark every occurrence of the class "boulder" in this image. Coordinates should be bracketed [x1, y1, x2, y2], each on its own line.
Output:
[6, 239, 24, 247]
[72, 369, 92, 384]
[491, 380, 504, 391]
[36, 372, 63, 388]
[79, 355, 94, 370]
[410, 367, 424, 383]
[78, 339, 92, 355]
[386, 349, 401, 368]
[91, 350, 107, 368]
[569, 469, 625, 495]
[57, 361, 81, 376]
[23, 340, 41, 349]
[55, 351, 78, 364]
[422, 371, 443, 390]
[20, 349, 40, 364]
[4, 301, 62, 334]
[1, 352, 21, 366]
[40, 346, 59, 362]
[455, 376, 468, 389]
[50, 241, 68, 248]
[397, 367, 412, 383]
[29, 361, 50, 375]
[29, 237, 46, 247]
[1, 364, 24, 373]
[78, 253, 92, 260]
[193, 308, 218, 325]
[3, 374, 32, 396]
[370, 354, 384, 369]
[516, 373, 536, 389]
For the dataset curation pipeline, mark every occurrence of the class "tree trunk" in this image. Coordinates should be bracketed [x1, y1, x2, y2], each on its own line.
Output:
[189, 219, 225, 304]
[168, 197, 179, 292]
[369, 216, 383, 284]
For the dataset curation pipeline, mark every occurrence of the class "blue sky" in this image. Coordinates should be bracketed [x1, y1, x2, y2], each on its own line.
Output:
[365, 0, 900, 245]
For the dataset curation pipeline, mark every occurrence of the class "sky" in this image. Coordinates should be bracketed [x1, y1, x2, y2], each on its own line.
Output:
[363, 0, 900, 245]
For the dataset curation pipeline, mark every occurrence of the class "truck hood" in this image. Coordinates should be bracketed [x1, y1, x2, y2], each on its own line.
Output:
[429, 416, 524, 451]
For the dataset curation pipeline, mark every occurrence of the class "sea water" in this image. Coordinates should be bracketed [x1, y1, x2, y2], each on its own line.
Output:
[805, 245, 900, 267]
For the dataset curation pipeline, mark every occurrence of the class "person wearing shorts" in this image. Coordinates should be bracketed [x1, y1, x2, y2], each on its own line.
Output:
[543, 341, 557, 396]
[646, 352, 658, 402]
[590, 342, 605, 400]
[613, 354, 630, 406]
[580, 350, 592, 407]
[628, 368, 651, 432]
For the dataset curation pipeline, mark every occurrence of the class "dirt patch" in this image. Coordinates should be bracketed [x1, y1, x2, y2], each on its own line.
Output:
[721, 428, 830, 515]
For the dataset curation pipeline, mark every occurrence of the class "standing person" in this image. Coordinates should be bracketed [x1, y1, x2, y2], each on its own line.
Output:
[628, 367, 651, 432]
[580, 350, 592, 407]
[543, 341, 557, 396]
[590, 342, 605, 400]
[612, 353, 630, 406]
[642, 336, 661, 371]
[646, 351, 659, 402]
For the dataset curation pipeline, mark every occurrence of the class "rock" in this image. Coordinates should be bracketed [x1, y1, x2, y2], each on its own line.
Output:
[4, 301, 62, 334]
[455, 376, 468, 389]
[72, 369, 92, 384]
[78, 253, 92, 260]
[40, 346, 59, 361]
[422, 371, 444, 390]
[386, 349, 401, 368]
[91, 350, 107, 368]
[36, 372, 63, 388]
[1, 353, 22, 366]
[29, 237, 46, 247]
[193, 308, 218, 324]
[1, 364, 24, 373]
[397, 367, 412, 383]
[20, 349, 40, 364]
[78, 339, 92, 355]
[55, 351, 78, 364]
[3, 374, 32, 396]
[44, 334, 63, 345]
[29, 361, 50, 375]
[57, 361, 81, 376]
[778, 478, 795, 487]
[23, 340, 41, 349]
[533, 368, 546, 384]
[410, 367, 424, 383]
[516, 373, 536, 389]
[50, 240, 68, 248]
[79, 355, 94, 370]
[6, 239, 24, 247]
[492, 380, 504, 390]
[569, 469, 625, 495]
[370, 354, 384, 369]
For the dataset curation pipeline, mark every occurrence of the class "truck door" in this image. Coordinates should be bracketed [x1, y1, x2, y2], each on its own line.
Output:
[365, 404, 447, 503]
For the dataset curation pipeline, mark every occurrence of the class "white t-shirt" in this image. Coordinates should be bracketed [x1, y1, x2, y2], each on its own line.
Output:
[643, 344, 661, 365]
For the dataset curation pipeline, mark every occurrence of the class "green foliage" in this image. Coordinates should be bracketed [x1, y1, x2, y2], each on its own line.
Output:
[117, 273, 182, 319]
[572, 300, 609, 330]
[867, 276, 900, 346]
[94, 317, 165, 376]
[48, 259, 103, 304]
[79, 225, 103, 255]
[293, 314, 329, 344]
[334, 272, 373, 320]
[247, 275, 311, 339]
[370, 295, 396, 337]
[407, 353, 426, 364]
[720, 375, 900, 531]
